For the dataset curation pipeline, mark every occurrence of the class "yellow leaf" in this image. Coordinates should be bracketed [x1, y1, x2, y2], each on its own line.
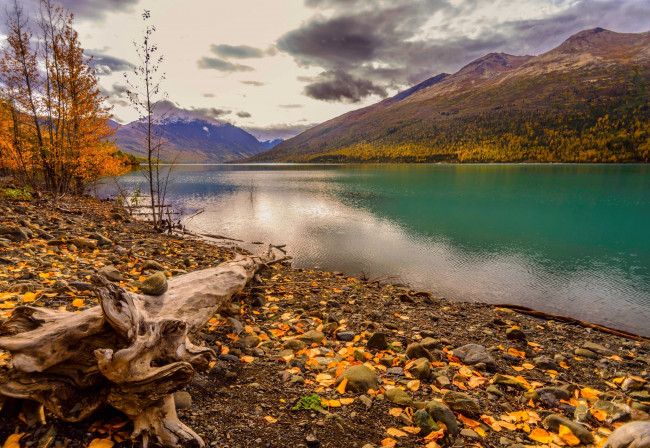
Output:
[39, 272, 51, 278]
[337, 377, 348, 394]
[522, 363, 535, 370]
[71, 298, 85, 307]
[240, 355, 255, 363]
[340, 398, 354, 405]
[424, 429, 445, 442]
[87, 439, 115, 448]
[581, 387, 600, 399]
[386, 428, 408, 438]
[407, 380, 420, 391]
[508, 347, 526, 358]
[559, 425, 581, 446]
[381, 438, 397, 447]
[401, 426, 421, 434]
[529, 428, 553, 444]
[468, 376, 488, 388]
[458, 414, 480, 428]
[498, 421, 517, 431]
[474, 427, 486, 437]
[389, 407, 403, 417]
[264, 416, 278, 423]
[591, 409, 607, 422]
[22, 292, 37, 303]
[2, 433, 25, 448]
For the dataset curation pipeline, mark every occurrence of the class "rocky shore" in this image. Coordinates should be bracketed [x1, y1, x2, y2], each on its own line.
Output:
[0, 193, 649, 448]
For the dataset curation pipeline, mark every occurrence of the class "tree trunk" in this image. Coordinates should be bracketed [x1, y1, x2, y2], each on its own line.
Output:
[0, 254, 271, 447]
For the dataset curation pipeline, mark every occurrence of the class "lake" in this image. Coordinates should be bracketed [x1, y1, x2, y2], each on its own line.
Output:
[105, 164, 650, 336]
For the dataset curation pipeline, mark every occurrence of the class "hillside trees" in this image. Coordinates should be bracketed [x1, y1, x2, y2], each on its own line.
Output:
[0, 0, 124, 194]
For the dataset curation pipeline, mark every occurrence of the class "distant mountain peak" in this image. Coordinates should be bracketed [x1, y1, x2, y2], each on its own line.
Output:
[456, 52, 532, 79]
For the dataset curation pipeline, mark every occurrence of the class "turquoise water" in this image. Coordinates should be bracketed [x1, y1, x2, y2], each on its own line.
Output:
[107, 164, 650, 335]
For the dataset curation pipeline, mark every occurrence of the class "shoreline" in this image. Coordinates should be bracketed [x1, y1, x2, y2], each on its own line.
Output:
[1, 194, 649, 447]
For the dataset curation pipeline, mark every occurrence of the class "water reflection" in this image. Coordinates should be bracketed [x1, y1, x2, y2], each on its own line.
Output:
[102, 164, 650, 336]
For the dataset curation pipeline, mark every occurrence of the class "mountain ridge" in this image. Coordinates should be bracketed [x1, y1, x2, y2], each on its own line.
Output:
[246, 28, 650, 164]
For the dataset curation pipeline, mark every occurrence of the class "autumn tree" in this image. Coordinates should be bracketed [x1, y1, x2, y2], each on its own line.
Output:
[124, 9, 168, 228]
[0, 0, 125, 194]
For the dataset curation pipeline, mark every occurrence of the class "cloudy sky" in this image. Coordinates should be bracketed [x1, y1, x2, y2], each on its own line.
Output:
[2, 0, 649, 140]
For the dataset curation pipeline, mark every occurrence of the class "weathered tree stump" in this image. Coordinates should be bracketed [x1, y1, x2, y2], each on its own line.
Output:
[0, 253, 275, 447]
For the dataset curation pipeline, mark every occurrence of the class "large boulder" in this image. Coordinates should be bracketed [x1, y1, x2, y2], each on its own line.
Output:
[335, 365, 379, 394]
[453, 344, 496, 370]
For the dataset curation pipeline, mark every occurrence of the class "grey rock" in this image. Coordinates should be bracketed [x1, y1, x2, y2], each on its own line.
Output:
[143, 259, 165, 271]
[366, 332, 388, 350]
[592, 400, 631, 422]
[298, 330, 325, 345]
[525, 387, 571, 403]
[98, 266, 123, 282]
[486, 385, 504, 397]
[574, 348, 598, 359]
[336, 331, 355, 341]
[603, 422, 650, 448]
[461, 429, 480, 439]
[533, 356, 559, 371]
[630, 392, 650, 403]
[506, 328, 527, 341]
[284, 339, 308, 352]
[70, 237, 98, 250]
[359, 395, 372, 410]
[575, 403, 590, 423]
[406, 342, 434, 361]
[543, 414, 594, 445]
[442, 391, 480, 417]
[583, 342, 614, 356]
[407, 358, 431, 380]
[90, 233, 112, 246]
[426, 400, 459, 435]
[385, 388, 413, 407]
[335, 365, 379, 394]
[173, 391, 192, 410]
[420, 337, 440, 350]
[453, 344, 496, 370]
[226, 317, 244, 335]
[412, 409, 440, 436]
[622, 377, 647, 392]
[141, 271, 168, 295]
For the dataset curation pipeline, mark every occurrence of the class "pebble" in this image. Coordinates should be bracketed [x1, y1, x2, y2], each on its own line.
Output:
[335, 365, 379, 394]
[405, 342, 435, 361]
[366, 332, 389, 350]
[453, 343, 496, 370]
[442, 391, 481, 417]
[140, 271, 168, 295]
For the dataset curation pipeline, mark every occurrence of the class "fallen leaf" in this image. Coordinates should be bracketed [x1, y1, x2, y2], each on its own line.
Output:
[71, 298, 85, 307]
[581, 387, 601, 399]
[87, 439, 115, 448]
[423, 429, 445, 442]
[529, 428, 553, 444]
[340, 398, 354, 405]
[337, 377, 348, 394]
[386, 428, 408, 438]
[591, 409, 607, 422]
[401, 426, 421, 434]
[458, 414, 480, 428]
[22, 292, 37, 302]
[240, 355, 255, 363]
[508, 347, 526, 358]
[559, 425, 581, 446]
[381, 438, 397, 447]
[389, 408, 403, 417]
[2, 433, 25, 448]
[328, 399, 341, 408]
[407, 380, 420, 391]
[264, 416, 278, 423]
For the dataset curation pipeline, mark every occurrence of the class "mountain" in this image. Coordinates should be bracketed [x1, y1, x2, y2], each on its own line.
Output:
[260, 139, 284, 149]
[247, 28, 650, 163]
[113, 114, 267, 163]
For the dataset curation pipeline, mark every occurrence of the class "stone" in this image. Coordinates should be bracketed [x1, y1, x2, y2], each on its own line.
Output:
[583, 342, 614, 356]
[425, 400, 459, 435]
[226, 317, 244, 335]
[70, 237, 98, 250]
[442, 391, 481, 417]
[90, 233, 112, 246]
[142, 259, 165, 271]
[486, 385, 504, 397]
[525, 387, 571, 403]
[592, 400, 631, 422]
[412, 409, 440, 436]
[453, 344, 496, 370]
[575, 348, 599, 359]
[298, 330, 325, 345]
[140, 271, 168, 295]
[98, 266, 123, 282]
[407, 358, 431, 380]
[630, 392, 650, 403]
[420, 337, 440, 350]
[506, 328, 526, 341]
[305, 434, 319, 446]
[336, 331, 355, 341]
[603, 422, 650, 448]
[574, 403, 590, 423]
[173, 391, 192, 410]
[543, 414, 594, 445]
[533, 356, 559, 371]
[461, 429, 480, 439]
[622, 376, 647, 392]
[359, 395, 372, 410]
[284, 339, 308, 352]
[406, 342, 434, 361]
[385, 388, 413, 407]
[235, 335, 261, 350]
[335, 365, 379, 394]
[366, 332, 389, 350]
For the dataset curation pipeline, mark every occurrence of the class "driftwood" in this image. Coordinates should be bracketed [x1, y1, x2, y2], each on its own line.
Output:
[0, 253, 275, 447]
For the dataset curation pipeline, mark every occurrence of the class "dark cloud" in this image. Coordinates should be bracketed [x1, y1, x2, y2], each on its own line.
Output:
[210, 44, 264, 59]
[154, 100, 231, 122]
[278, 104, 304, 109]
[237, 111, 252, 118]
[0, 0, 137, 21]
[85, 50, 134, 76]
[244, 123, 316, 141]
[241, 81, 265, 86]
[278, 0, 650, 102]
[303, 70, 387, 102]
[197, 57, 254, 72]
